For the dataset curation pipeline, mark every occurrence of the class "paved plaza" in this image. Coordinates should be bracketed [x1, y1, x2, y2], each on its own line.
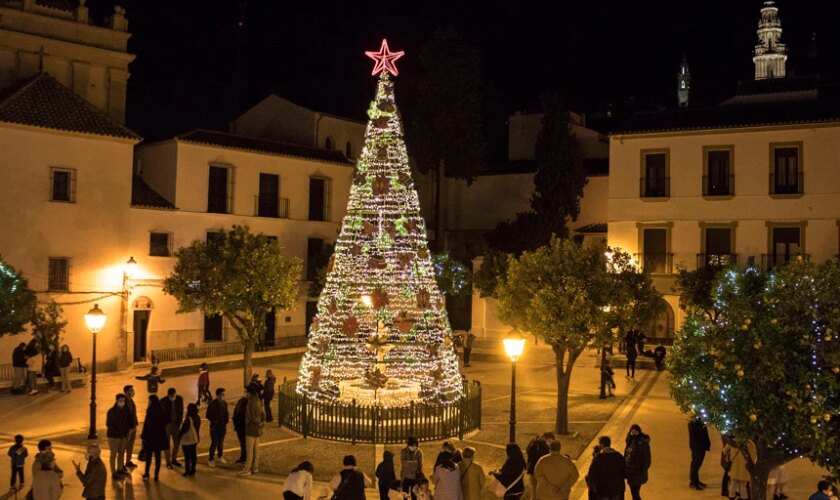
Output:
[0, 349, 830, 499]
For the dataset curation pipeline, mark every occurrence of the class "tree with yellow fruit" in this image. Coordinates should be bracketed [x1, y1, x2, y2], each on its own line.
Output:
[671, 258, 840, 498]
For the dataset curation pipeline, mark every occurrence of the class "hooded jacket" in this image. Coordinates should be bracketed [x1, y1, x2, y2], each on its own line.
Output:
[624, 434, 652, 485]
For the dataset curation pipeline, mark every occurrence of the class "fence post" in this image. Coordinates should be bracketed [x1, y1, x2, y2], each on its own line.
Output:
[410, 400, 415, 439]
[458, 395, 465, 441]
[302, 395, 309, 438]
[351, 399, 357, 446]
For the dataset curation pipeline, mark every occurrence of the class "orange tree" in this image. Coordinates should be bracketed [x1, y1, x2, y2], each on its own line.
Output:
[670, 259, 840, 498]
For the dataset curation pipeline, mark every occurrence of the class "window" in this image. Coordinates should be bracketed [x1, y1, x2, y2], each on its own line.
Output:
[308, 177, 331, 221]
[206, 231, 225, 246]
[639, 227, 671, 274]
[257, 173, 280, 217]
[345, 141, 353, 159]
[208, 165, 232, 214]
[149, 232, 171, 257]
[306, 238, 325, 281]
[48, 258, 69, 291]
[770, 227, 801, 268]
[50, 168, 75, 202]
[640, 151, 669, 198]
[704, 148, 733, 196]
[204, 314, 223, 342]
[771, 144, 802, 195]
[699, 226, 735, 268]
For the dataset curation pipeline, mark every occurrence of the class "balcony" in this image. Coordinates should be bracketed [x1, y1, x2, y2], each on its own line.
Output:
[255, 195, 290, 218]
[640, 177, 670, 198]
[761, 253, 810, 271]
[769, 172, 803, 196]
[635, 253, 673, 274]
[703, 174, 734, 197]
[697, 253, 738, 269]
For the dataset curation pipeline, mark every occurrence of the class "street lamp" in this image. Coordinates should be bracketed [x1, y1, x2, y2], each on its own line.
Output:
[503, 328, 526, 444]
[84, 304, 106, 440]
[124, 256, 137, 280]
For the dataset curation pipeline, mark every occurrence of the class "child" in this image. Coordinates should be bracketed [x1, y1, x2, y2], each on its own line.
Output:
[197, 363, 211, 408]
[135, 365, 166, 394]
[7, 434, 27, 492]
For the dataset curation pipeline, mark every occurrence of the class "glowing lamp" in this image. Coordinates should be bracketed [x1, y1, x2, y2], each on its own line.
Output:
[360, 295, 373, 307]
[503, 328, 526, 363]
[124, 256, 137, 279]
[84, 304, 107, 334]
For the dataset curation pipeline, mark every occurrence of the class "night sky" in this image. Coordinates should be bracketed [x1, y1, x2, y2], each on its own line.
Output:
[88, 1, 840, 143]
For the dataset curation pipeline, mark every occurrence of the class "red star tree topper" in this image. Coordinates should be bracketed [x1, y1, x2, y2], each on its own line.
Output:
[365, 38, 405, 76]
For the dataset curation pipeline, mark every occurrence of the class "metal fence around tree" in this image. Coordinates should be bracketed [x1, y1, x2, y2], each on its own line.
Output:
[277, 380, 481, 444]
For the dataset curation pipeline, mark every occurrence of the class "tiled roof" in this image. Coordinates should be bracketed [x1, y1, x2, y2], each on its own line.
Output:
[131, 175, 175, 210]
[0, 73, 140, 140]
[575, 223, 608, 234]
[175, 129, 353, 165]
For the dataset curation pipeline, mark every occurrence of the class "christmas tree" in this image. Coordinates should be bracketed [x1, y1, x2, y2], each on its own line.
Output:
[296, 40, 464, 407]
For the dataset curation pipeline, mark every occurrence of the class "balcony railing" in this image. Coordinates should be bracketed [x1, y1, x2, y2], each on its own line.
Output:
[703, 174, 734, 196]
[640, 177, 670, 198]
[697, 253, 738, 269]
[255, 195, 290, 218]
[635, 253, 673, 274]
[761, 253, 810, 271]
[769, 172, 803, 195]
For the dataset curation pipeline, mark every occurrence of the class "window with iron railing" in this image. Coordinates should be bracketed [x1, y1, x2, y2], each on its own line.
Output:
[704, 149, 733, 196]
[48, 257, 70, 291]
[640, 152, 669, 198]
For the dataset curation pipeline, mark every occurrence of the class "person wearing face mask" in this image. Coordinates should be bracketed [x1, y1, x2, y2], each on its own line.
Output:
[400, 436, 423, 499]
[106, 394, 131, 479]
[624, 425, 651, 500]
[160, 388, 184, 468]
[206, 387, 229, 467]
[123, 385, 139, 469]
[73, 444, 106, 500]
[58, 345, 73, 392]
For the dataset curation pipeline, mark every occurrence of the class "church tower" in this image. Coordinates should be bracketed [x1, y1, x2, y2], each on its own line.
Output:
[753, 1, 787, 80]
[677, 55, 690, 108]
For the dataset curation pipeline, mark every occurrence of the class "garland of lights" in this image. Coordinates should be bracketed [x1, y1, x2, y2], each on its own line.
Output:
[295, 40, 464, 407]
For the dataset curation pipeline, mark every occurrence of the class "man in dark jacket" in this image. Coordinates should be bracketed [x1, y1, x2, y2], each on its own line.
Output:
[123, 385, 138, 469]
[688, 416, 711, 490]
[653, 344, 666, 371]
[232, 391, 249, 463]
[329, 455, 372, 499]
[526, 433, 551, 499]
[12, 343, 27, 393]
[105, 394, 130, 479]
[161, 387, 184, 468]
[206, 387, 229, 466]
[624, 331, 638, 379]
[74, 444, 107, 500]
[587, 436, 625, 500]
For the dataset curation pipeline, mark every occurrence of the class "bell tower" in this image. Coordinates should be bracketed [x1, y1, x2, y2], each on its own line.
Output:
[677, 55, 691, 108]
[753, 1, 787, 80]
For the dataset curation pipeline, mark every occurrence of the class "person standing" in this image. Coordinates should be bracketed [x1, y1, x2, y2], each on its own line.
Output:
[534, 440, 579, 500]
[430, 451, 462, 499]
[24, 340, 41, 395]
[58, 345, 73, 392]
[7, 434, 27, 492]
[584, 445, 602, 500]
[458, 446, 485, 500]
[282, 461, 314, 500]
[526, 434, 550, 499]
[624, 331, 638, 379]
[233, 391, 249, 464]
[329, 455, 372, 500]
[196, 363, 211, 408]
[491, 443, 526, 500]
[463, 331, 476, 367]
[106, 393, 130, 480]
[206, 387, 229, 467]
[624, 425, 651, 500]
[587, 436, 625, 500]
[31, 452, 62, 500]
[179, 403, 200, 477]
[73, 444, 106, 500]
[400, 437, 423, 499]
[140, 395, 167, 481]
[263, 370, 276, 423]
[43, 345, 60, 390]
[161, 387, 184, 468]
[135, 366, 166, 395]
[123, 385, 138, 469]
[239, 384, 265, 475]
[722, 439, 756, 500]
[12, 342, 28, 394]
[688, 416, 711, 490]
[599, 349, 615, 399]
[376, 450, 396, 500]
[653, 344, 666, 371]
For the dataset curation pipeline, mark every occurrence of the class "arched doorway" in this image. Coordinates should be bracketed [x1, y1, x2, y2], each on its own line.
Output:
[647, 299, 675, 343]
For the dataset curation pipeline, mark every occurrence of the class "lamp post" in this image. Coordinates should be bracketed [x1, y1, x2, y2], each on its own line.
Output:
[121, 257, 136, 368]
[503, 328, 526, 444]
[84, 304, 106, 440]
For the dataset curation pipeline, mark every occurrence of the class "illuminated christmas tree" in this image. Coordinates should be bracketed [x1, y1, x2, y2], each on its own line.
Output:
[296, 39, 464, 407]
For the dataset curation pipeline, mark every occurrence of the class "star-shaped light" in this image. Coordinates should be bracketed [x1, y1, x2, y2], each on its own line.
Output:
[365, 38, 405, 76]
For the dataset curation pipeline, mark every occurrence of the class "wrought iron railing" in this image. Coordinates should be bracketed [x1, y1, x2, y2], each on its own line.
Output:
[703, 174, 734, 196]
[257, 335, 308, 352]
[150, 335, 308, 364]
[697, 253, 738, 269]
[278, 380, 482, 444]
[761, 253, 810, 271]
[769, 172, 803, 195]
[639, 177, 670, 198]
[254, 195, 290, 218]
[634, 253, 674, 274]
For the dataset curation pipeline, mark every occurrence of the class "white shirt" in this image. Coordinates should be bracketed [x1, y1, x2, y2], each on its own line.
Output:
[282, 470, 313, 500]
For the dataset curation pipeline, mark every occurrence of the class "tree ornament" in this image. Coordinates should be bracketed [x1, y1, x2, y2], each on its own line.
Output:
[372, 175, 391, 196]
[368, 254, 387, 270]
[327, 298, 338, 315]
[394, 311, 414, 333]
[350, 243, 363, 256]
[309, 366, 321, 389]
[327, 254, 335, 273]
[416, 289, 431, 308]
[342, 315, 359, 335]
[397, 253, 413, 269]
[354, 171, 367, 186]
[373, 117, 390, 129]
[376, 146, 389, 161]
[377, 99, 396, 113]
[364, 38, 405, 77]
[384, 220, 398, 239]
[405, 219, 419, 234]
[398, 171, 411, 186]
[371, 288, 389, 309]
[363, 221, 378, 236]
[418, 248, 429, 259]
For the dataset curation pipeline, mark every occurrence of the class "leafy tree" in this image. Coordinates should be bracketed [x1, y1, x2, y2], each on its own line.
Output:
[673, 264, 723, 323]
[0, 255, 37, 337]
[164, 226, 302, 387]
[432, 253, 472, 298]
[30, 301, 67, 353]
[473, 250, 510, 299]
[670, 260, 840, 497]
[497, 238, 660, 434]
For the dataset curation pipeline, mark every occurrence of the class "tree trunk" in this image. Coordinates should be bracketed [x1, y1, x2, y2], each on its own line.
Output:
[748, 445, 788, 500]
[243, 338, 254, 389]
[552, 345, 580, 435]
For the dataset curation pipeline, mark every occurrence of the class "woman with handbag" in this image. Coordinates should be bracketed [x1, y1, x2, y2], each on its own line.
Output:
[431, 451, 462, 499]
[141, 395, 168, 481]
[179, 403, 201, 477]
[282, 461, 314, 500]
[490, 443, 526, 499]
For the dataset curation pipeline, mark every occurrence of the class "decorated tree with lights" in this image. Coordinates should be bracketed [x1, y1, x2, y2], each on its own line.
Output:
[670, 259, 840, 497]
[295, 40, 464, 407]
[0, 255, 37, 337]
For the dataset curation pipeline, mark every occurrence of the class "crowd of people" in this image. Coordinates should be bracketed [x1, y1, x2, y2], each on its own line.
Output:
[10, 340, 75, 395]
